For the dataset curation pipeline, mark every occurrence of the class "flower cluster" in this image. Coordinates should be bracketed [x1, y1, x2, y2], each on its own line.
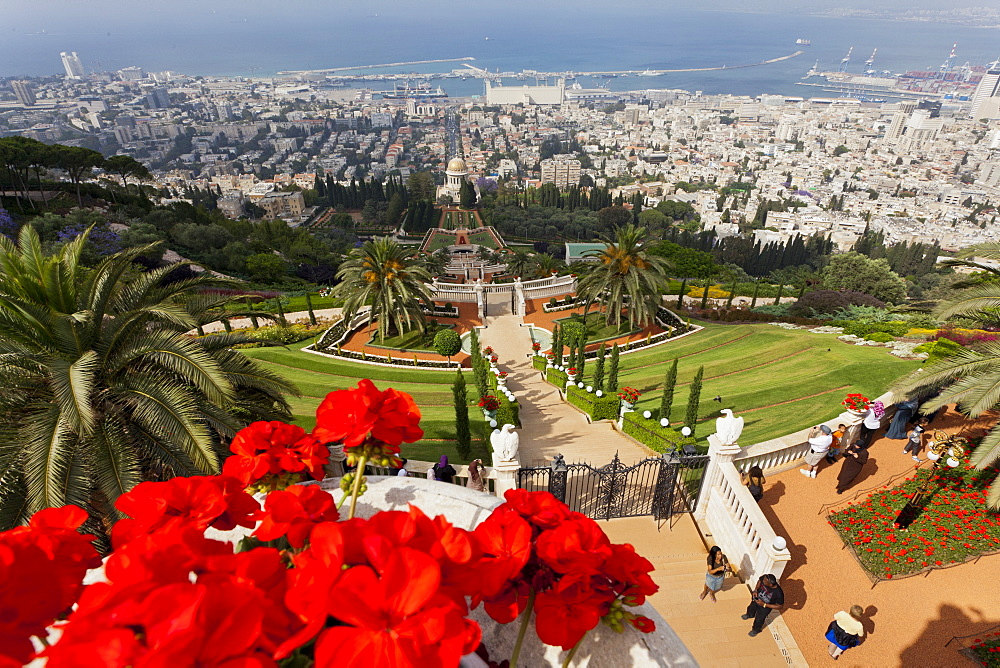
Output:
[0, 506, 101, 665]
[531, 342, 541, 352]
[969, 629, 1000, 667]
[567, 367, 578, 375]
[482, 346, 494, 357]
[478, 395, 500, 412]
[490, 355, 499, 364]
[829, 465, 1000, 579]
[842, 393, 871, 412]
[496, 371, 508, 380]
[223, 420, 329, 492]
[474, 489, 657, 650]
[619, 387, 642, 404]
[318, 286, 334, 298]
[7, 481, 656, 667]
[871, 400, 885, 419]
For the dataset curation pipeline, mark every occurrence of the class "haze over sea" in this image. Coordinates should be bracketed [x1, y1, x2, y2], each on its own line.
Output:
[3, 2, 999, 97]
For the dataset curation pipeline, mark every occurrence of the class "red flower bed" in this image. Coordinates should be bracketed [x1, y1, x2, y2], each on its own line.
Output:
[0, 379, 658, 667]
[828, 465, 1000, 579]
[969, 630, 1000, 667]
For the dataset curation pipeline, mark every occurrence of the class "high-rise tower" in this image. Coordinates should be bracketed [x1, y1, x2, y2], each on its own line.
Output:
[60, 51, 85, 79]
[10, 81, 36, 106]
[970, 65, 1000, 120]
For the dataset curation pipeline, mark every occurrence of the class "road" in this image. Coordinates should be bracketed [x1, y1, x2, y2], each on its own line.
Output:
[445, 108, 462, 160]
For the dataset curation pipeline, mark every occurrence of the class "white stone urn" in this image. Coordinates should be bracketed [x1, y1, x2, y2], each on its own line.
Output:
[206, 477, 696, 667]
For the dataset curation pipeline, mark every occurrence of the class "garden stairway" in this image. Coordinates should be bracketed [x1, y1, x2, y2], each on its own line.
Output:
[477, 314, 648, 468]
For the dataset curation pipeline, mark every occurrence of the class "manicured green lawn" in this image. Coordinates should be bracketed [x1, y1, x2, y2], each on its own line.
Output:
[467, 231, 499, 248]
[556, 312, 637, 343]
[424, 231, 453, 252]
[583, 322, 920, 446]
[240, 342, 489, 464]
[367, 324, 455, 352]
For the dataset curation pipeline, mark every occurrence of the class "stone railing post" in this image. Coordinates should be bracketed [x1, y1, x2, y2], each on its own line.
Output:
[753, 536, 793, 581]
[324, 443, 346, 478]
[694, 433, 742, 522]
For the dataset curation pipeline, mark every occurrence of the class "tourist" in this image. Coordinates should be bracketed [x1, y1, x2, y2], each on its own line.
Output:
[741, 466, 766, 502]
[836, 440, 870, 495]
[800, 424, 833, 478]
[396, 457, 409, 476]
[432, 455, 457, 483]
[824, 605, 866, 660]
[903, 417, 930, 462]
[466, 459, 485, 492]
[742, 573, 784, 637]
[699, 546, 729, 603]
[827, 424, 847, 464]
[859, 401, 884, 448]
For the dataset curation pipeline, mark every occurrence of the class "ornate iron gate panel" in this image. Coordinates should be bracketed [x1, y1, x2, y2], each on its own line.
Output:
[517, 453, 710, 521]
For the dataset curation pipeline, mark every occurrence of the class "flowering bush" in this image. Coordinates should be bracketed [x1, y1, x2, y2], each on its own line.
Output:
[223, 421, 329, 492]
[619, 387, 642, 404]
[969, 630, 1000, 666]
[932, 327, 1000, 348]
[532, 342, 541, 352]
[490, 355, 499, 364]
[842, 393, 871, 412]
[496, 371, 508, 380]
[828, 465, 1000, 579]
[318, 286, 334, 298]
[482, 346, 494, 357]
[478, 395, 500, 412]
[567, 367, 578, 375]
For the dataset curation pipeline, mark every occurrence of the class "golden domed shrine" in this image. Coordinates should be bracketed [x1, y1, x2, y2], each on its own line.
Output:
[438, 155, 470, 202]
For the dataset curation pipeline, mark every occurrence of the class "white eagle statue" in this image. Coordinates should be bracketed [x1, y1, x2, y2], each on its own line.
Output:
[715, 409, 744, 446]
[490, 424, 520, 463]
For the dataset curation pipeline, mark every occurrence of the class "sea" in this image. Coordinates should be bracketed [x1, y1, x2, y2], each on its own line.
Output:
[3, 4, 999, 98]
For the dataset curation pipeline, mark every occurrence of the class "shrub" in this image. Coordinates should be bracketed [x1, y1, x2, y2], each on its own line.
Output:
[532, 355, 547, 370]
[621, 411, 698, 453]
[905, 313, 938, 329]
[445, 302, 452, 310]
[433, 328, 462, 361]
[549, 297, 557, 306]
[231, 323, 318, 347]
[913, 337, 966, 365]
[750, 303, 791, 317]
[566, 385, 620, 421]
[546, 367, 567, 387]
[788, 290, 886, 318]
[933, 327, 1000, 348]
[496, 395, 521, 427]
[865, 331, 894, 343]
[839, 320, 910, 339]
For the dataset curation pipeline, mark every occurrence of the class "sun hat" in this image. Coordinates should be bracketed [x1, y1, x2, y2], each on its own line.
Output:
[820, 425, 832, 434]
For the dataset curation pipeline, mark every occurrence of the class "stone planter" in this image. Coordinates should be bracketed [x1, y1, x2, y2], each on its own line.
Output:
[483, 408, 497, 420]
[205, 477, 694, 667]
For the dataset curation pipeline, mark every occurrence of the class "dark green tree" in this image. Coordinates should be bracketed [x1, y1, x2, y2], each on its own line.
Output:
[685, 365, 704, 436]
[676, 278, 687, 309]
[553, 325, 563, 365]
[593, 343, 607, 390]
[607, 343, 620, 393]
[453, 371, 471, 459]
[434, 328, 462, 364]
[459, 179, 477, 209]
[304, 292, 317, 325]
[660, 359, 678, 422]
[576, 331, 587, 377]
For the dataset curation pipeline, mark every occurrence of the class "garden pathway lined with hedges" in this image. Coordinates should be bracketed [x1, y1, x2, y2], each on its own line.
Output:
[477, 313, 648, 468]
[759, 407, 1000, 668]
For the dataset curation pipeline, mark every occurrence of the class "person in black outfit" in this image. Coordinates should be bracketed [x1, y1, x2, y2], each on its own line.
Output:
[742, 574, 784, 637]
[432, 455, 457, 483]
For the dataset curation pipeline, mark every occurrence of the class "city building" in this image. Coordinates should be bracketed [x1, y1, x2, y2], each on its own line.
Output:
[258, 191, 305, 218]
[10, 81, 36, 106]
[60, 51, 85, 79]
[118, 66, 146, 81]
[485, 80, 564, 105]
[970, 68, 1000, 120]
[540, 156, 582, 188]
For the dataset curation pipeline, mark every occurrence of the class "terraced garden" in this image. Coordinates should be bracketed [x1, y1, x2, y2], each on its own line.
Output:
[602, 322, 920, 445]
[240, 342, 489, 464]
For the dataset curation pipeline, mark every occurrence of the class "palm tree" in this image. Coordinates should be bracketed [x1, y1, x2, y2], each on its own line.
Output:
[336, 237, 433, 342]
[504, 249, 537, 279]
[892, 242, 1000, 507]
[533, 253, 565, 278]
[576, 224, 671, 328]
[421, 249, 450, 278]
[0, 226, 295, 528]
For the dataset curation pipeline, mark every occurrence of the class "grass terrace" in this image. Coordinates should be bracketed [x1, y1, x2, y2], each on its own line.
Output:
[555, 311, 639, 343]
[366, 322, 456, 352]
[594, 322, 920, 445]
[240, 341, 488, 464]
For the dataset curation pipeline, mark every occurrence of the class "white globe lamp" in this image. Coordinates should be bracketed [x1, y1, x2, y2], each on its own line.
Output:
[681, 426, 692, 437]
[660, 418, 669, 427]
[643, 410, 652, 419]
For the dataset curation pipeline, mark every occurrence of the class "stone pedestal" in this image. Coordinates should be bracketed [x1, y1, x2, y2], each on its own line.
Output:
[694, 433, 742, 522]
[491, 459, 520, 499]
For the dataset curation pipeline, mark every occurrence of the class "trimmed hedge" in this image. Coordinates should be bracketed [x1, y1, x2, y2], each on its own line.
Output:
[621, 411, 699, 454]
[496, 395, 521, 428]
[546, 368, 568, 387]
[566, 385, 620, 421]
[532, 355, 547, 371]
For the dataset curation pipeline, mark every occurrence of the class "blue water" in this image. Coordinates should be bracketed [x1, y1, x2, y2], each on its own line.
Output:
[3, 4, 999, 96]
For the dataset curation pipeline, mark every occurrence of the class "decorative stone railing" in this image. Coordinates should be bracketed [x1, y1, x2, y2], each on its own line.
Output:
[731, 391, 895, 474]
[696, 435, 791, 582]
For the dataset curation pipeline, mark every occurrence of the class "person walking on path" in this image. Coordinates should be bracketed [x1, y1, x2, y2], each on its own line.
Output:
[836, 440, 871, 495]
[466, 459, 485, 492]
[742, 574, 784, 637]
[699, 546, 729, 603]
[801, 424, 833, 478]
[903, 417, 929, 462]
[741, 465, 766, 502]
[432, 455, 457, 483]
[825, 605, 866, 660]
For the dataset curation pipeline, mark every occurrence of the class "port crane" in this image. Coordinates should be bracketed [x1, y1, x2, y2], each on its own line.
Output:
[839, 47, 853, 72]
[864, 48, 877, 75]
[940, 43, 958, 73]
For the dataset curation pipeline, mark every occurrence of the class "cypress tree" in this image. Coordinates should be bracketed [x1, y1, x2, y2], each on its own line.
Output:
[305, 292, 318, 326]
[453, 370, 471, 459]
[660, 359, 678, 422]
[676, 278, 687, 309]
[607, 343, 620, 393]
[750, 280, 761, 309]
[222, 318, 232, 333]
[276, 298, 287, 327]
[685, 365, 704, 436]
[567, 338, 577, 372]
[593, 343, 607, 390]
[576, 331, 587, 377]
[246, 298, 259, 329]
[725, 278, 737, 309]
[773, 282, 784, 306]
[700, 276, 711, 309]
[553, 325, 563, 365]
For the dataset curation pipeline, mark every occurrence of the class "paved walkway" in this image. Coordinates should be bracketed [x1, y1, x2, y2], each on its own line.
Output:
[478, 313, 649, 467]
[760, 407, 1000, 668]
[602, 516, 792, 668]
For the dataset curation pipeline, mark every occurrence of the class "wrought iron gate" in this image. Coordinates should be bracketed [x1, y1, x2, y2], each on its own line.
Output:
[517, 452, 710, 521]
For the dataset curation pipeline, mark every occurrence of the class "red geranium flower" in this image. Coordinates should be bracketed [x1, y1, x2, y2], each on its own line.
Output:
[313, 379, 423, 449]
[223, 421, 328, 490]
[254, 485, 340, 548]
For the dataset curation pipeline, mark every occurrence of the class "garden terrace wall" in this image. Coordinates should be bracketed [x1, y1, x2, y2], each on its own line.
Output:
[566, 384, 620, 421]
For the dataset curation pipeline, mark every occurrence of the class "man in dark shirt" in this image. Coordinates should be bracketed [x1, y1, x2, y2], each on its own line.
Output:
[741, 574, 784, 637]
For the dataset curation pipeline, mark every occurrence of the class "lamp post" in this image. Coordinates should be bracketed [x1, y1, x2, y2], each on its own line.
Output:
[894, 431, 969, 530]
